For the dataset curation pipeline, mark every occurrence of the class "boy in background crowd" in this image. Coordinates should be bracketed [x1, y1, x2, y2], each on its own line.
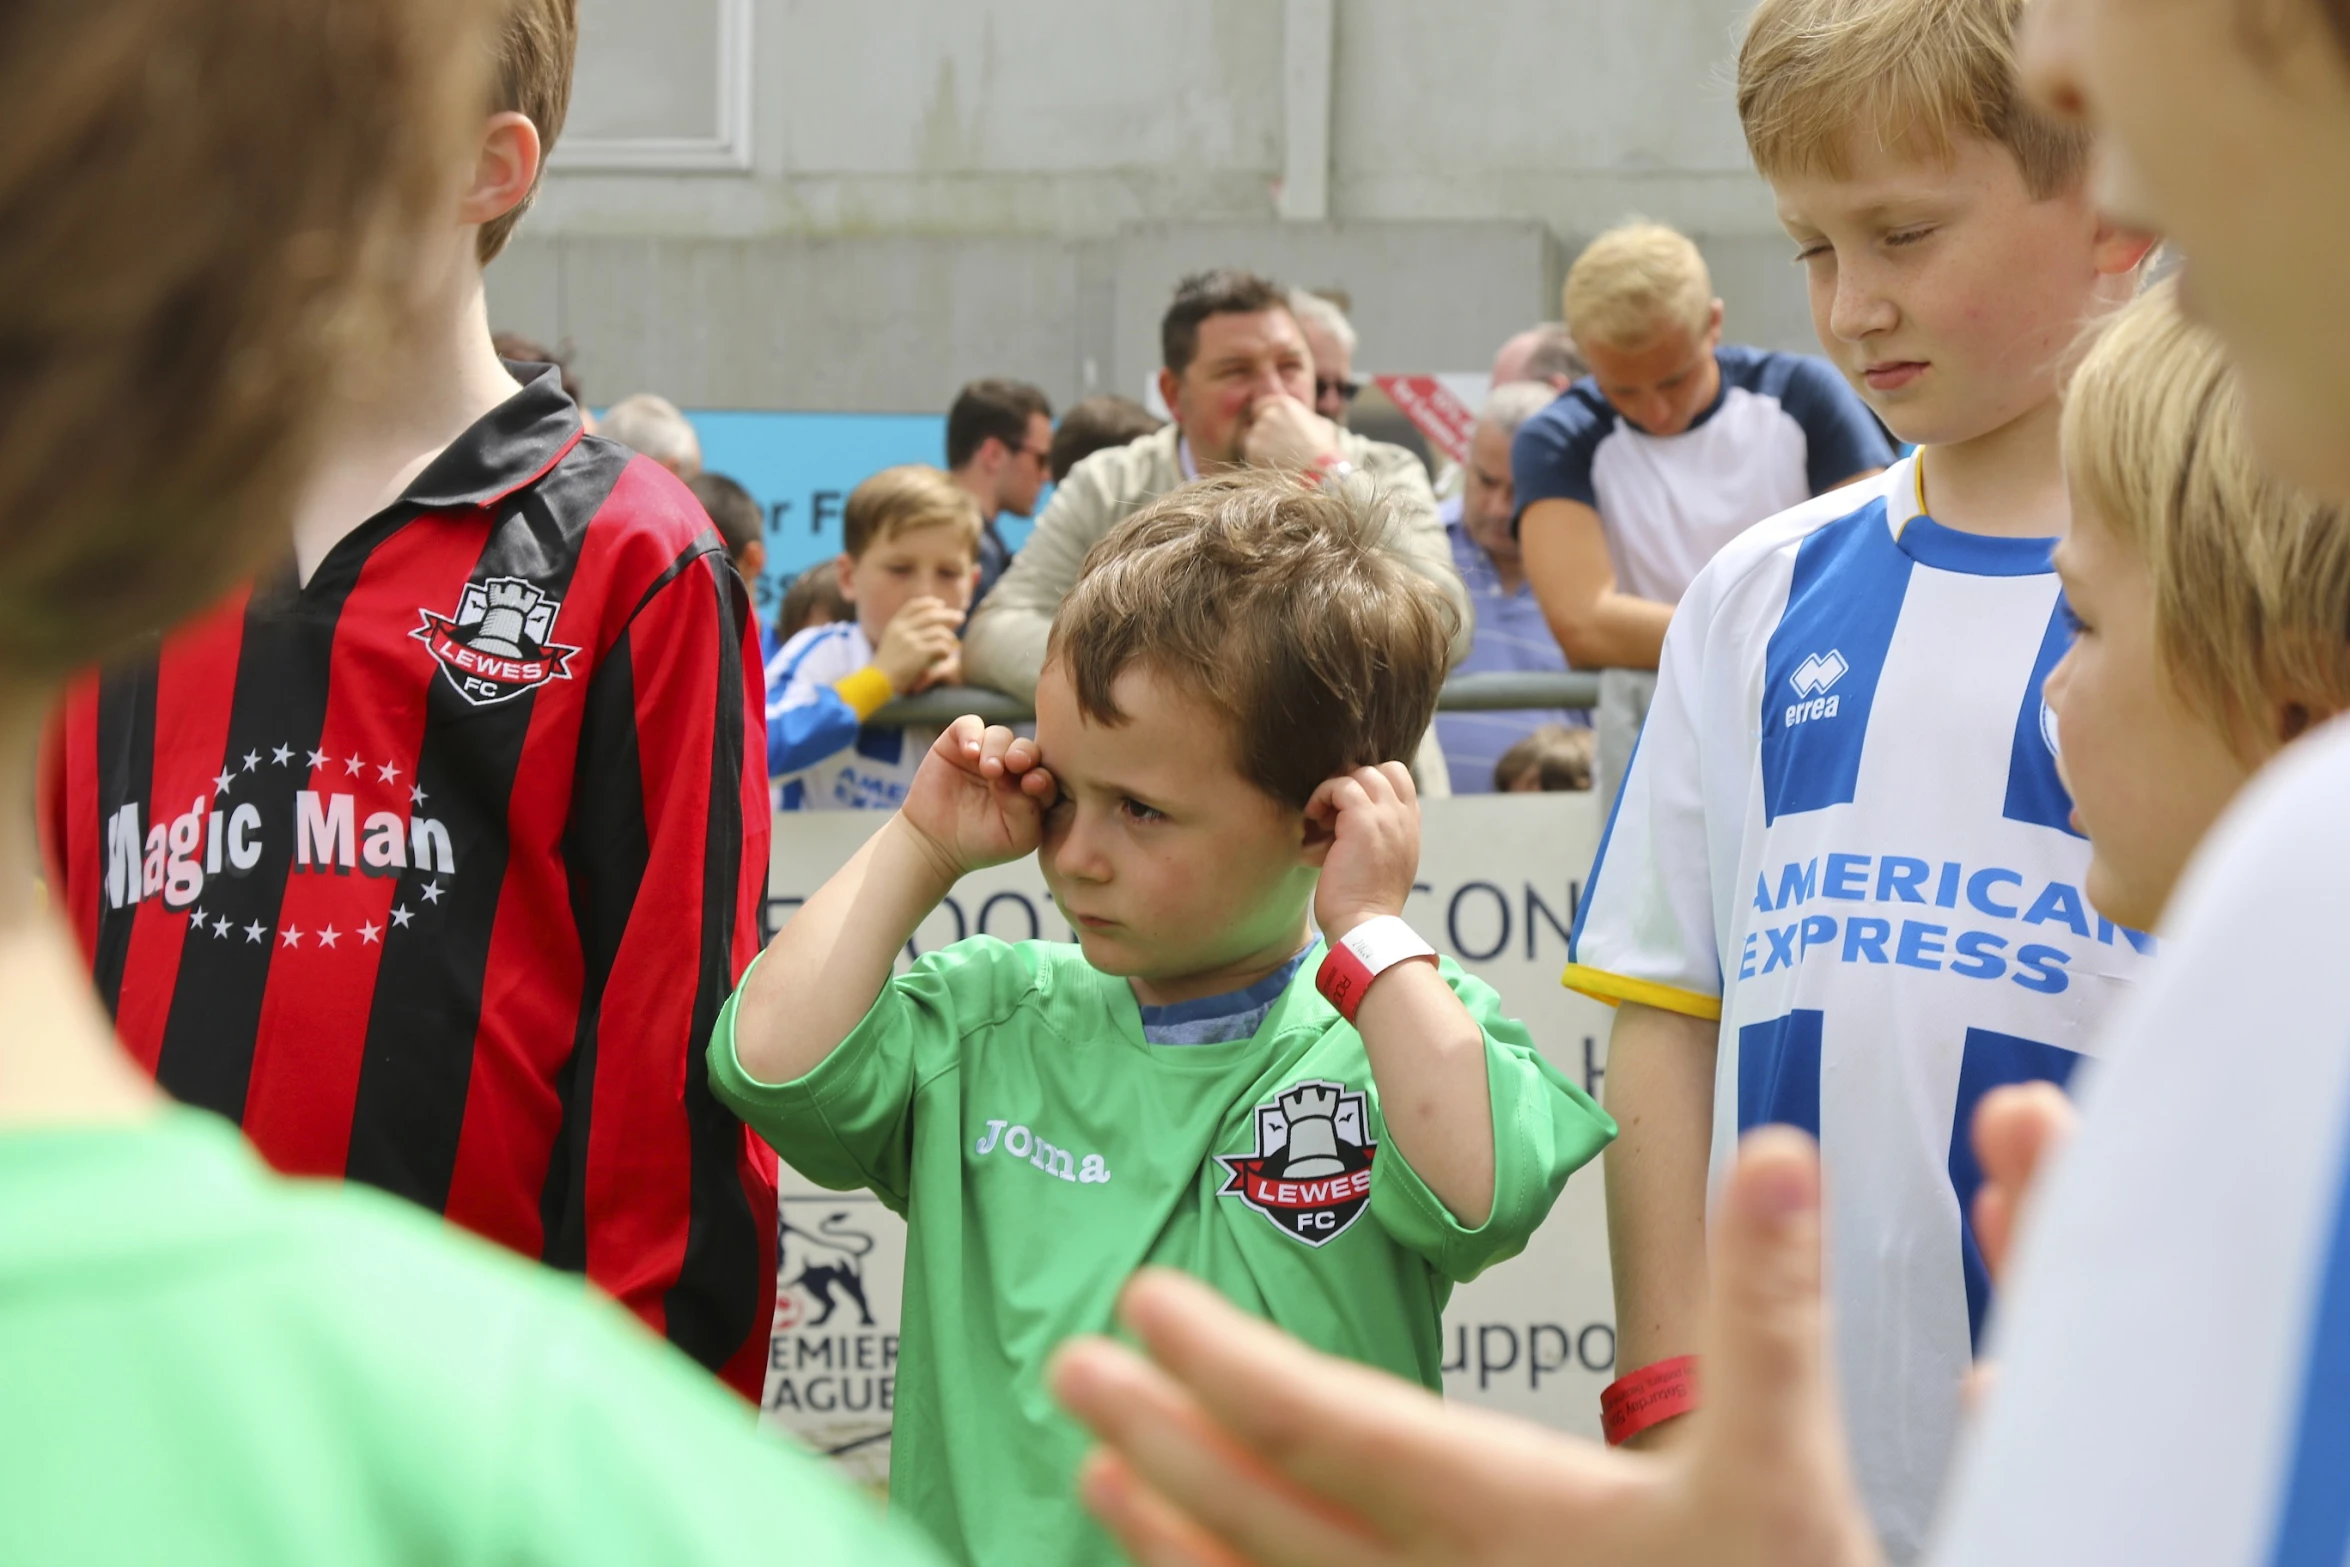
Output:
[766, 465, 978, 811]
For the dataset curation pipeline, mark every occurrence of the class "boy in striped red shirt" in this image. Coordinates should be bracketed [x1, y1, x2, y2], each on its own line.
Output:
[38, 0, 777, 1398]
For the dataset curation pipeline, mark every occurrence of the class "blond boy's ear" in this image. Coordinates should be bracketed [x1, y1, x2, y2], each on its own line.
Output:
[833, 552, 858, 604]
[2089, 219, 2161, 279]
[458, 111, 543, 238]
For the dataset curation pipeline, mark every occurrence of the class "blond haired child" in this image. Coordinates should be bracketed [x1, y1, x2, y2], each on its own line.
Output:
[766, 464, 982, 810]
[1571, 0, 2156, 1552]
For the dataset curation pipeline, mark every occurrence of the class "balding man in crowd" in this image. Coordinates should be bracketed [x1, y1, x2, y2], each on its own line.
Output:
[601, 392, 703, 480]
[1436, 381, 1590, 794]
[965, 268, 1468, 792]
[1490, 322, 1587, 394]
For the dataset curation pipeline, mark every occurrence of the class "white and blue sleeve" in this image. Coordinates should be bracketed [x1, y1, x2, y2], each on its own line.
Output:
[1929, 719, 2350, 1566]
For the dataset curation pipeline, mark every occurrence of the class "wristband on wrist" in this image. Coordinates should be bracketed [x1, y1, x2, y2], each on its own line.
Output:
[1599, 1355, 1700, 1447]
[1314, 914, 1438, 1022]
[1298, 452, 1354, 491]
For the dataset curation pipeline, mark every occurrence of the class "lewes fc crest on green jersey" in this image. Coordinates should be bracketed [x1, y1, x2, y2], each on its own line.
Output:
[1218, 1079, 1377, 1246]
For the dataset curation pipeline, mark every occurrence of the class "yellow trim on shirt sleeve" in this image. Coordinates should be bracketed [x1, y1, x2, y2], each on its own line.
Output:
[831, 665, 897, 721]
[1560, 964, 1723, 1021]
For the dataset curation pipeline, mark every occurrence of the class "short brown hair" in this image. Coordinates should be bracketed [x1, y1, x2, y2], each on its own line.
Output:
[1738, 0, 2090, 200]
[478, 0, 578, 265]
[1049, 395, 1164, 483]
[0, 0, 484, 677]
[688, 472, 764, 562]
[840, 465, 984, 561]
[2064, 282, 2350, 759]
[778, 561, 853, 642]
[946, 379, 1054, 471]
[1162, 269, 1291, 376]
[1046, 475, 1458, 810]
[1494, 725, 1596, 792]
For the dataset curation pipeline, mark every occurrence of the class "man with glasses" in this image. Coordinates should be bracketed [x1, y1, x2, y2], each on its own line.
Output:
[1290, 288, 1362, 426]
[964, 268, 1467, 790]
[945, 378, 1055, 608]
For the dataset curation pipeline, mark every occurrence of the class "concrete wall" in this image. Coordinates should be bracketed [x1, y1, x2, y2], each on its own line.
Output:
[490, 0, 1807, 413]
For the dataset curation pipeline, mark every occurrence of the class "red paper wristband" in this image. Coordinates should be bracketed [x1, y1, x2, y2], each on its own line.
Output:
[1599, 1355, 1699, 1447]
[1313, 916, 1437, 1023]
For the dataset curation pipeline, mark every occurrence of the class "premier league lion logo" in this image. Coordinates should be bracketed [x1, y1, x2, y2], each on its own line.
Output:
[412, 576, 581, 707]
[1218, 1079, 1378, 1247]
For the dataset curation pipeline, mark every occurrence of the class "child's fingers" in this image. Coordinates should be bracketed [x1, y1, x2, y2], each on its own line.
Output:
[937, 714, 988, 769]
[1304, 774, 1371, 827]
[1019, 765, 1059, 802]
[974, 724, 1023, 777]
[1375, 760, 1417, 808]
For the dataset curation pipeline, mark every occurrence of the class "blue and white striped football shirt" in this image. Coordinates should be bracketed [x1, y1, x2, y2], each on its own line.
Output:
[1932, 718, 2350, 1565]
[1567, 456, 2151, 1561]
[764, 620, 933, 812]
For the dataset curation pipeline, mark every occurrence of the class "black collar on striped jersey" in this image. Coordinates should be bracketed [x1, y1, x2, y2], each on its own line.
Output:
[395, 360, 582, 513]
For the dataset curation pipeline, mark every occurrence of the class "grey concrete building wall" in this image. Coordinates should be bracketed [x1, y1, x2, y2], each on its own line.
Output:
[489, 0, 1810, 413]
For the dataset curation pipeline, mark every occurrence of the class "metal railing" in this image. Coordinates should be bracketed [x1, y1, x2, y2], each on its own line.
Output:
[870, 670, 1602, 728]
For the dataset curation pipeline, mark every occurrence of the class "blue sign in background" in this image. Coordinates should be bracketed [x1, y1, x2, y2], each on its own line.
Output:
[686, 410, 1047, 617]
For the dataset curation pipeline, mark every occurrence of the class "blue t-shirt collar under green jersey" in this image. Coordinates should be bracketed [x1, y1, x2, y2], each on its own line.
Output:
[1135, 945, 1316, 1045]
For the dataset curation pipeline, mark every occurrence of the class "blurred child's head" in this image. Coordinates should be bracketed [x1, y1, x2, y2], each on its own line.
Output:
[1739, 0, 2148, 451]
[2047, 282, 2350, 931]
[1036, 475, 1457, 996]
[0, 0, 482, 683]
[778, 562, 853, 644]
[473, 0, 575, 267]
[2019, 0, 2350, 499]
[835, 466, 983, 641]
[689, 471, 766, 581]
[1494, 726, 1596, 793]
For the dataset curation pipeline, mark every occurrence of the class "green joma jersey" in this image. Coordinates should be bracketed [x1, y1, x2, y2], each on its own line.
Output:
[711, 937, 1615, 1567]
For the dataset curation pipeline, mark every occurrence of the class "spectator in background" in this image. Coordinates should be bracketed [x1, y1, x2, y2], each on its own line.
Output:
[766, 466, 977, 812]
[1489, 322, 1587, 394]
[491, 331, 595, 432]
[964, 267, 1468, 794]
[1436, 382, 1590, 795]
[777, 562, 853, 645]
[1515, 221, 1891, 804]
[601, 391, 702, 480]
[690, 471, 772, 659]
[945, 377, 1055, 607]
[1290, 288, 1361, 425]
[1049, 394, 1164, 483]
[1494, 725, 1595, 793]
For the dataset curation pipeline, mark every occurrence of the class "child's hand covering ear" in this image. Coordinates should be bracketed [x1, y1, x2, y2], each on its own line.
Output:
[900, 716, 1059, 881]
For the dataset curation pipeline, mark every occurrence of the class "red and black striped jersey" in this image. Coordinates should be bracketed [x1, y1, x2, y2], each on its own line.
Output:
[39, 365, 778, 1399]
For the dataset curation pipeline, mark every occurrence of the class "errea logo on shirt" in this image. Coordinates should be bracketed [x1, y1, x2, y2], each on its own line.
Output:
[1786, 649, 1849, 727]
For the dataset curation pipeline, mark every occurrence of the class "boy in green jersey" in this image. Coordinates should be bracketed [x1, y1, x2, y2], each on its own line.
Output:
[717, 473, 1616, 1566]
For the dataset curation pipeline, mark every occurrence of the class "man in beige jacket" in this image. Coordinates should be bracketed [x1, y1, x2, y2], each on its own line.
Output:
[964, 268, 1469, 790]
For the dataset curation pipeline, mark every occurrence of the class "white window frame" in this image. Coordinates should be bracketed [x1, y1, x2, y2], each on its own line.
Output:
[548, 0, 753, 173]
